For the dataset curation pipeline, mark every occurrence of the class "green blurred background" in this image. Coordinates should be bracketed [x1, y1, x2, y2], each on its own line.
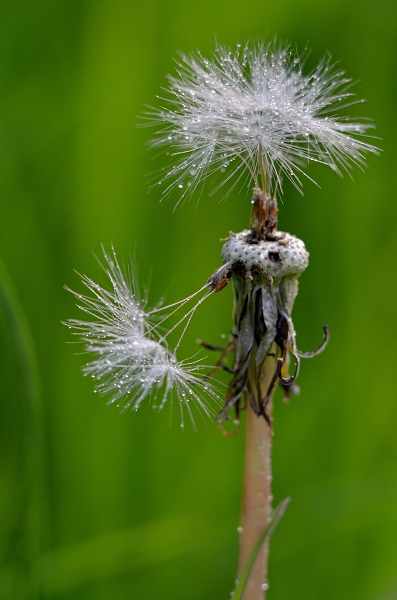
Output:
[0, 0, 396, 598]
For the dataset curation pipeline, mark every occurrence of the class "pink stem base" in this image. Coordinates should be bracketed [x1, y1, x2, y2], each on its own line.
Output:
[238, 403, 273, 599]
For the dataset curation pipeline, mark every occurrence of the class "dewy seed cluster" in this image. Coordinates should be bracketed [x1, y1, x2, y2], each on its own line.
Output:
[67, 41, 379, 425]
[66, 247, 220, 427]
[149, 41, 378, 200]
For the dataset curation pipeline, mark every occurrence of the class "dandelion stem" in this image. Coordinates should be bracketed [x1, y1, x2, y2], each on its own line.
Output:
[237, 354, 275, 599]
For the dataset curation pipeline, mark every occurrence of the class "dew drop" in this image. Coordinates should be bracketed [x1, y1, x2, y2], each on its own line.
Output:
[261, 581, 269, 591]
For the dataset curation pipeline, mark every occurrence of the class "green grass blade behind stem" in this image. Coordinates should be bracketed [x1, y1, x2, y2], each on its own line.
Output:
[0, 256, 48, 598]
[232, 498, 291, 600]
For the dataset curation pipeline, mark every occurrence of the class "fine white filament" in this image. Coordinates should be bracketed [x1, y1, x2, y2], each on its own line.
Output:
[65, 247, 220, 427]
[148, 42, 379, 199]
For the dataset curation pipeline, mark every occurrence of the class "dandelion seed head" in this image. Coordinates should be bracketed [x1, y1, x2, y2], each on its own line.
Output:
[222, 229, 309, 282]
[65, 247, 220, 426]
[148, 41, 379, 199]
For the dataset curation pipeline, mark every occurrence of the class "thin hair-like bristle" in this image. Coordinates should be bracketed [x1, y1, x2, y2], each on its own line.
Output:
[65, 248, 221, 427]
[146, 41, 380, 200]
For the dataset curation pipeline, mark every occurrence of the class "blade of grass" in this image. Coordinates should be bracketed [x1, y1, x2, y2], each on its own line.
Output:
[232, 498, 291, 600]
[0, 256, 48, 598]
[39, 513, 230, 595]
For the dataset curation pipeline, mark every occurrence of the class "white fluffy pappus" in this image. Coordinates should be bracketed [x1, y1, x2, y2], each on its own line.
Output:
[148, 41, 380, 199]
[65, 247, 221, 427]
